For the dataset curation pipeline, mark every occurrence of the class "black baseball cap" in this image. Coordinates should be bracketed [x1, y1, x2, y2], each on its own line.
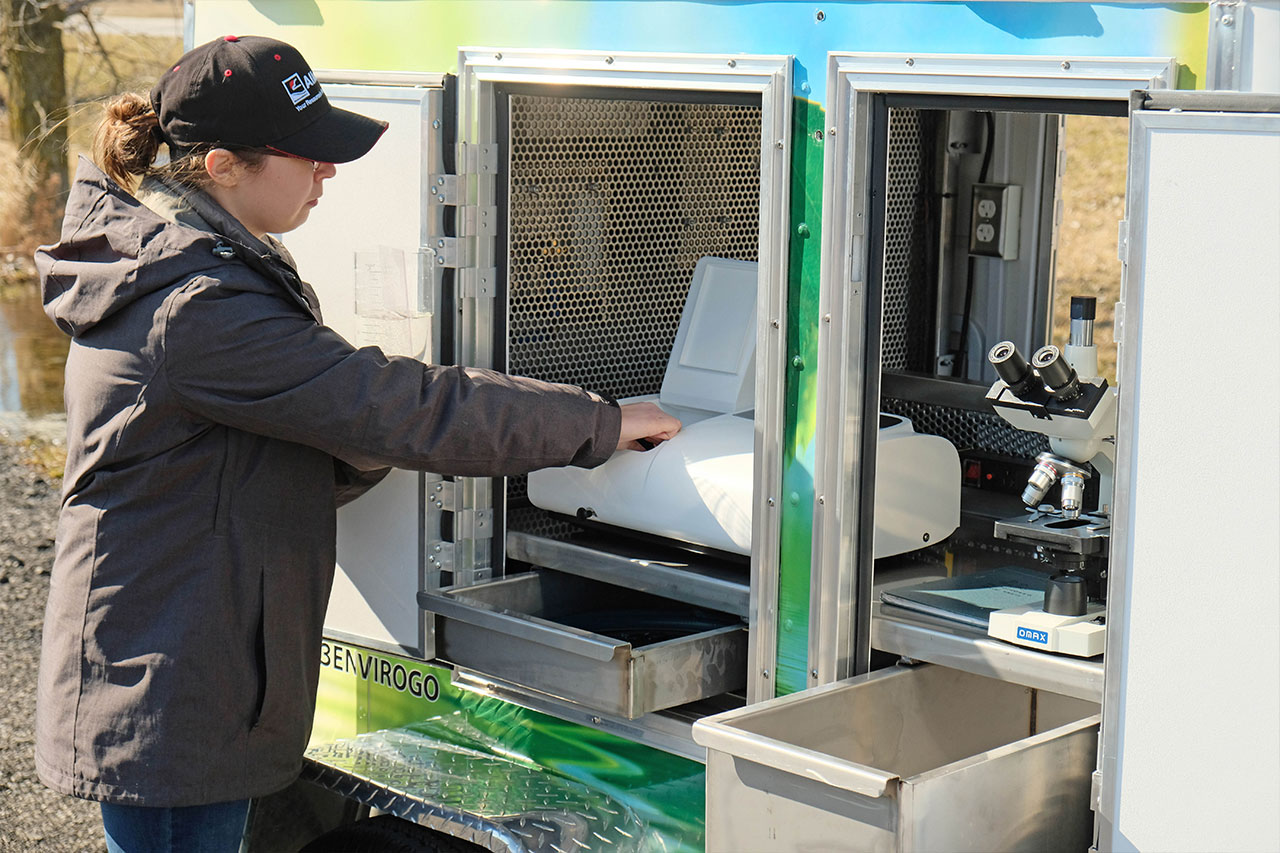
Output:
[150, 35, 387, 164]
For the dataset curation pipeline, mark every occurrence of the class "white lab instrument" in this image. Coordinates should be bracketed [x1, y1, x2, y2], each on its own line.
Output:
[528, 256, 961, 558]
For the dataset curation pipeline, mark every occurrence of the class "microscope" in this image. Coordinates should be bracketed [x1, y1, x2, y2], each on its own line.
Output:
[984, 296, 1113, 657]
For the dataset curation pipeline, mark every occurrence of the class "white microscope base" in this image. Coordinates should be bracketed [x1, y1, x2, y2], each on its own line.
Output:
[988, 603, 1106, 657]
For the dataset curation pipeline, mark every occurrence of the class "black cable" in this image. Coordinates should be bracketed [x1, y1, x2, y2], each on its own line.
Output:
[955, 111, 996, 379]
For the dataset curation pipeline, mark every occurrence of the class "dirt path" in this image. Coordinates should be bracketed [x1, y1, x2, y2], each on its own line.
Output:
[0, 436, 105, 852]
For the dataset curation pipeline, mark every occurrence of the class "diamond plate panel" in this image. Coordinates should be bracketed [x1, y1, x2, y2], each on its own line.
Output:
[306, 731, 651, 852]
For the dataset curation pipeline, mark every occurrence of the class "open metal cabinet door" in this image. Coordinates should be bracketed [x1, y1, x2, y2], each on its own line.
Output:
[284, 74, 454, 659]
[1098, 91, 1280, 853]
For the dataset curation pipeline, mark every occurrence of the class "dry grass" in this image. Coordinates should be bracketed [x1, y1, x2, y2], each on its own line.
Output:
[14, 434, 67, 479]
[1053, 114, 1128, 382]
[0, 23, 181, 254]
[94, 0, 182, 17]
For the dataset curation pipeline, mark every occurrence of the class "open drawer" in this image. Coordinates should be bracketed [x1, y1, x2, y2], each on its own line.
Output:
[692, 664, 1099, 852]
[418, 569, 747, 719]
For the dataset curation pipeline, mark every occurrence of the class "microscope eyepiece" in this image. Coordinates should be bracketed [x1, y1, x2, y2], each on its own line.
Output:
[989, 341, 1039, 398]
[1070, 296, 1096, 348]
[1032, 345, 1082, 402]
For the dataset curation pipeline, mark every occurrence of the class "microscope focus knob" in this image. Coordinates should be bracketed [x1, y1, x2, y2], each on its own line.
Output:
[1044, 573, 1088, 616]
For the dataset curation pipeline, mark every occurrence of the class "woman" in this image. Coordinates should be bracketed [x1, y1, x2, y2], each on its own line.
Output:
[34, 35, 679, 852]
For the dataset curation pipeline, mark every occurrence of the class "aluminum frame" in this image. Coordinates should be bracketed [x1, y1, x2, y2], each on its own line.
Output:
[457, 47, 793, 706]
[812, 52, 1177, 688]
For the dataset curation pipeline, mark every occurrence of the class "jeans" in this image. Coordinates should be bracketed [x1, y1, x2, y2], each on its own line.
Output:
[101, 799, 250, 853]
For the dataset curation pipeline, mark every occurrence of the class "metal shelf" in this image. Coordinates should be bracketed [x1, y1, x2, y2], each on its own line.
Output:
[871, 601, 1104, 703]
[506, 530, 750, 618]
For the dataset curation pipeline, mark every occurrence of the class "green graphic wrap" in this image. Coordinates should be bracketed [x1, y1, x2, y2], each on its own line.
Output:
[310, 643, 704, 850]
[774, 97, 826, 697]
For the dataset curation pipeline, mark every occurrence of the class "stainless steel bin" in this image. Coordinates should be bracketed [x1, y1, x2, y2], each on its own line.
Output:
[420, 569, 747, 719]
[692, 664, 1099, 852]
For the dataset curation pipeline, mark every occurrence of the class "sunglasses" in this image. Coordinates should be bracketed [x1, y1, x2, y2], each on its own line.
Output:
[264, 146, 323, 172]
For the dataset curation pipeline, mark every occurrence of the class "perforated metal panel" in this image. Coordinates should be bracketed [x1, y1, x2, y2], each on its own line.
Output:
[503, 92, 763, 533]
[883, 108, 940, 372]
[882, 397, 1050, 459]
[505, 93, 761, 397]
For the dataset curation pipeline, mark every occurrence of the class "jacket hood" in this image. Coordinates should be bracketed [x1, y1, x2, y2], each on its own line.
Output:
[37, 158, 269, 336]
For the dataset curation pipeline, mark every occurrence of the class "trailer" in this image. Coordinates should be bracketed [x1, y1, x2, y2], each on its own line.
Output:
[181, 2, 1280, 850]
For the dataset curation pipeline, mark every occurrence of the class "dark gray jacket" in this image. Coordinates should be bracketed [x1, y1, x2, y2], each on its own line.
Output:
[34, 159, 619, 806]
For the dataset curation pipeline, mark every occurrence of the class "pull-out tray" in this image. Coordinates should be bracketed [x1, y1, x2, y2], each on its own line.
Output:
[419, 569, 747, 719]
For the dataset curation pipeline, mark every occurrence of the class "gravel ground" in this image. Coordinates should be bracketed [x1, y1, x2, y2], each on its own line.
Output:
[0, 428, 106, 853]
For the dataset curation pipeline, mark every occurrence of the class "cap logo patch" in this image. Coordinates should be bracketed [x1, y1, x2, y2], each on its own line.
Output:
[281, 71, 321, 111]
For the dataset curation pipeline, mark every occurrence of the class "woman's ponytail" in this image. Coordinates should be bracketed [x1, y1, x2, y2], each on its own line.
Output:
[92, 93, 163, 188]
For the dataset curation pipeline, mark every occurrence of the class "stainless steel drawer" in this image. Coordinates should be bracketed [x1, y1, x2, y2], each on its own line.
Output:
[693, 663, 1100, 852]
[419, 569, 747, 719]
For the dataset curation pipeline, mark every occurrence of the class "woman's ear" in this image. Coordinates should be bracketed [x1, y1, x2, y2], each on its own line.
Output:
[204, 148, 243, 188]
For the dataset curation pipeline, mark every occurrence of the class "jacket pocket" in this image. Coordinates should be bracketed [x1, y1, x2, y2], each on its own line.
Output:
[249, 566, 268, 729]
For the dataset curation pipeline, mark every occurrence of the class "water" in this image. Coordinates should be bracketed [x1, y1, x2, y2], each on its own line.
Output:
[0, 269, 68, 432]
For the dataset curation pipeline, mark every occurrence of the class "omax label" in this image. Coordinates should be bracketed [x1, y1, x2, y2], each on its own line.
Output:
[1017, 626, 1049, 645]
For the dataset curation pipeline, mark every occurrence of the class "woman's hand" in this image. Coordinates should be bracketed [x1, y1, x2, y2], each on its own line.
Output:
[617, 401, 681, 451]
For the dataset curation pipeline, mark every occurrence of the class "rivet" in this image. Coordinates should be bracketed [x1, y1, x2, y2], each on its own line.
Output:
[923, 532, 931, 542]
[1061, 60, 1072, 70]
[823, 313, 831, 323]
[813, 130, 823, 141]
[818, 495, 825, 504]
[768, 497, 776, 507]
[828, 127, 836, 136]
[791, 355, 805, 369]
[495, 52, 503, 60]
[432, 119, 440, 129]
[815, 10, 825, 22]
[771, 319, 780, 328]
[727, 59, 737, 68]
[763, 670, 771, 678]
[775, 140, 784, 149]
[811, 670, 819, 679]
[605, 56, 614, 64]
[1222, 13, 1235, 25]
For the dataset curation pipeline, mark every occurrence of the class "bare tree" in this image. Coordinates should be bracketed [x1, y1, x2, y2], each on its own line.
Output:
[1, 0, 73, 244]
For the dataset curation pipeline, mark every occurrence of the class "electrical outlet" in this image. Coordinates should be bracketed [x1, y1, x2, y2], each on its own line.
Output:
[969, 183, 1021, 260]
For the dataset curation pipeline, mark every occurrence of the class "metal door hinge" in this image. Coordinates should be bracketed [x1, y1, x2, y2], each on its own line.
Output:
[460, 267, 497, 299]
[459, 142, 499, 176]
[425, 476, 495, 585]
[428, 173, 461, 205]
